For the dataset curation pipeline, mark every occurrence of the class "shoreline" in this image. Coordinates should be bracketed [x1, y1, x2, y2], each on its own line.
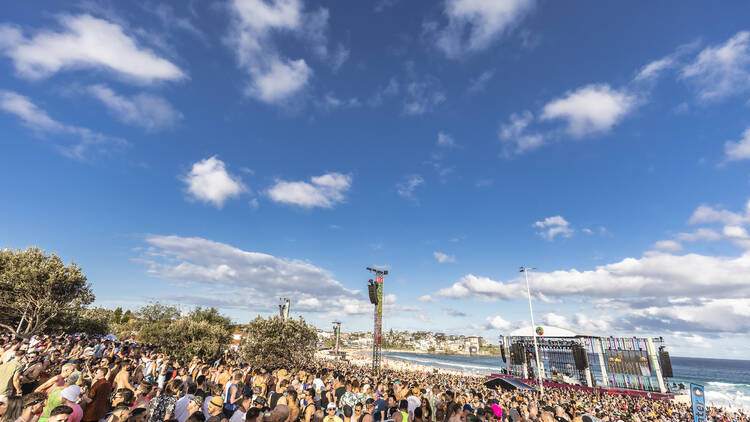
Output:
[341, 349, 496, 377]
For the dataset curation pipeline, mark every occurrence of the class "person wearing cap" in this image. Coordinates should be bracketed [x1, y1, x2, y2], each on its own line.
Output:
[323, 403, 341, 422]
[187, 396, 204, 418]
[59, 385, 83, 422]
[206, 396, 227, 422]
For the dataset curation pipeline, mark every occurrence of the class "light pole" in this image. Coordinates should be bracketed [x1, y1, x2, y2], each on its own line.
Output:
[520, 266, 544, 397]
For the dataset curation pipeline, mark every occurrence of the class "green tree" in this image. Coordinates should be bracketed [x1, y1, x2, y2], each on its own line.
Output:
[242, 316, 318, 368]
[121, 309, 133, 323]
[137, 302, 181, 323]
[159, 318, 231, 361]
[113, 307, 123, 324]
[189, 307, 232, 331]
[0, 247, 94, 336]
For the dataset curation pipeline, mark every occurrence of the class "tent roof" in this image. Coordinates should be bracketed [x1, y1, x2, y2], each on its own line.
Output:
[509, 325, 580, 338]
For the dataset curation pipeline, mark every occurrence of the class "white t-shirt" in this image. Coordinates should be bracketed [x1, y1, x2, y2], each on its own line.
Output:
[174, 394, 194, 422]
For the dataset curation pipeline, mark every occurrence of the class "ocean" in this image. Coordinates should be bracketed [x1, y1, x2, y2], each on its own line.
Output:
[382, 351, 750, 410]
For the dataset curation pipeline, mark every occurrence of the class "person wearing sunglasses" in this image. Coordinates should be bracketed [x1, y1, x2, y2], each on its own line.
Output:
[324, 403, 341, 422]
[17, 392, 46, 422]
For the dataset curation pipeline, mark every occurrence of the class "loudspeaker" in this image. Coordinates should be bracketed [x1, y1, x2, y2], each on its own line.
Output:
[572, 344, 589, 370]
[511, 344, 524, 365]
[659, 349, 673, 378]
[500, 345, 506, 363]
[367, 280, 378, 305]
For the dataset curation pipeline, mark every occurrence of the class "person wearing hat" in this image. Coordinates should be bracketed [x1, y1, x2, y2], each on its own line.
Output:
[187, 396, 204, 420]
[60, 385, 83, 422]
[324, 403, 342, 422]
[206, 396, 227, 422]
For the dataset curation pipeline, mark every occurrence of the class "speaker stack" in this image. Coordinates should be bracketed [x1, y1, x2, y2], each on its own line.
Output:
[659, 348, 673, 378]
[572, 344, 589, 370]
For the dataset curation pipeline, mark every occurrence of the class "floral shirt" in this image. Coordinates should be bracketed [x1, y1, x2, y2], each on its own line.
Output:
[148, 394, 178, 422]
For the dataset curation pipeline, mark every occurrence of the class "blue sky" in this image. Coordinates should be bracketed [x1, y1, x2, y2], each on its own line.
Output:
[2, 0, 750, 358]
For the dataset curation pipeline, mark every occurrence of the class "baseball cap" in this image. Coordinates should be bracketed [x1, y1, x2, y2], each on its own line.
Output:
[463, 404, 474, 413]
[327, 403, 337, 410]
[61, 385, 81, 402]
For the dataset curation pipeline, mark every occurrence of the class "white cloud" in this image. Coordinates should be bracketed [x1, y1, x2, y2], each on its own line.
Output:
[0, 14, 185, 83]
[651, 239, 683, 252]
[688, 201, 749, 226]
[417, 295, 438, 303]
[540, 84, 637, 138]
[87, 84, 181, 130]
[675, 228, 722, 242]
[267, 172, 352, 208]
[433, 0, 536, 59]
[485, 315, 512, 330]
[139, 234, 364, 315]
[634, 57, 675, 82]
[403, 80, 446, 115]
[228, 0, 335, 104]
[724, 127, 750, 162]
[246, 58, 312, 104]
[433, 251, 456, 263]
[182, 156, 247, 208]
[436, 274, 526, 300]
[0, 90, 127, 160]
[467, 69, 495, 93]
[682, 31, 750, 101]
[437, 131, 457, 148]
[499, 111, 545, 155]
[534, 215, 574, 241]
[396, 175, 424, 200]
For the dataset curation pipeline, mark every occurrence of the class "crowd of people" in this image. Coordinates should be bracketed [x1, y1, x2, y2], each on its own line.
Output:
[0, 333, 746, 422]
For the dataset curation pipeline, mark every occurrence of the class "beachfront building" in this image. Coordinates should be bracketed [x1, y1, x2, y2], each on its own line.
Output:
[500, 325, 673, 394]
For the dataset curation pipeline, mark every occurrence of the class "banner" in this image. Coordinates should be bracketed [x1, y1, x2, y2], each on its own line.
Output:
[374, 276, 383, 345]
[690, 384, 706, 422]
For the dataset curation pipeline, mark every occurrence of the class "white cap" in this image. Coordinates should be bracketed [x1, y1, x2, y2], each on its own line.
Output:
[61, 385, 81, 402]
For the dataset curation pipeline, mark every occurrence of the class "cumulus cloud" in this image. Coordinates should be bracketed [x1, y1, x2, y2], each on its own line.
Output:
[417, 295, 438, 303]
[437, 131, 457, 148]
[443, 308, 467, 317]
[87, 84, 182, 130]
[436, 274, 526, 300]
[0, 90, 127, 160]
[651, 239, 683, 252]
[499, 111, 545, 155]
[0, 14, 185, 83]
[182, 156, 247, 208]
[540, 84, 637, 138]
[534, 216, 574, 241]
[396, 175, 424, 200]
[484, 315, 512, 330]
[433, 251, 456, 263]
[227, 0, 342, 104]
[688, 201, 750, 226]
[724, 128, 750, 162]
[267, 172, 352, 208]
[138, 234, 367, 316]
[432, 0, 536, 59]
[681, 31, 750, 101]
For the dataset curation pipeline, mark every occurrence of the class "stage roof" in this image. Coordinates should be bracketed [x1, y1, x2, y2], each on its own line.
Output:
[509, 325, 580, 337]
